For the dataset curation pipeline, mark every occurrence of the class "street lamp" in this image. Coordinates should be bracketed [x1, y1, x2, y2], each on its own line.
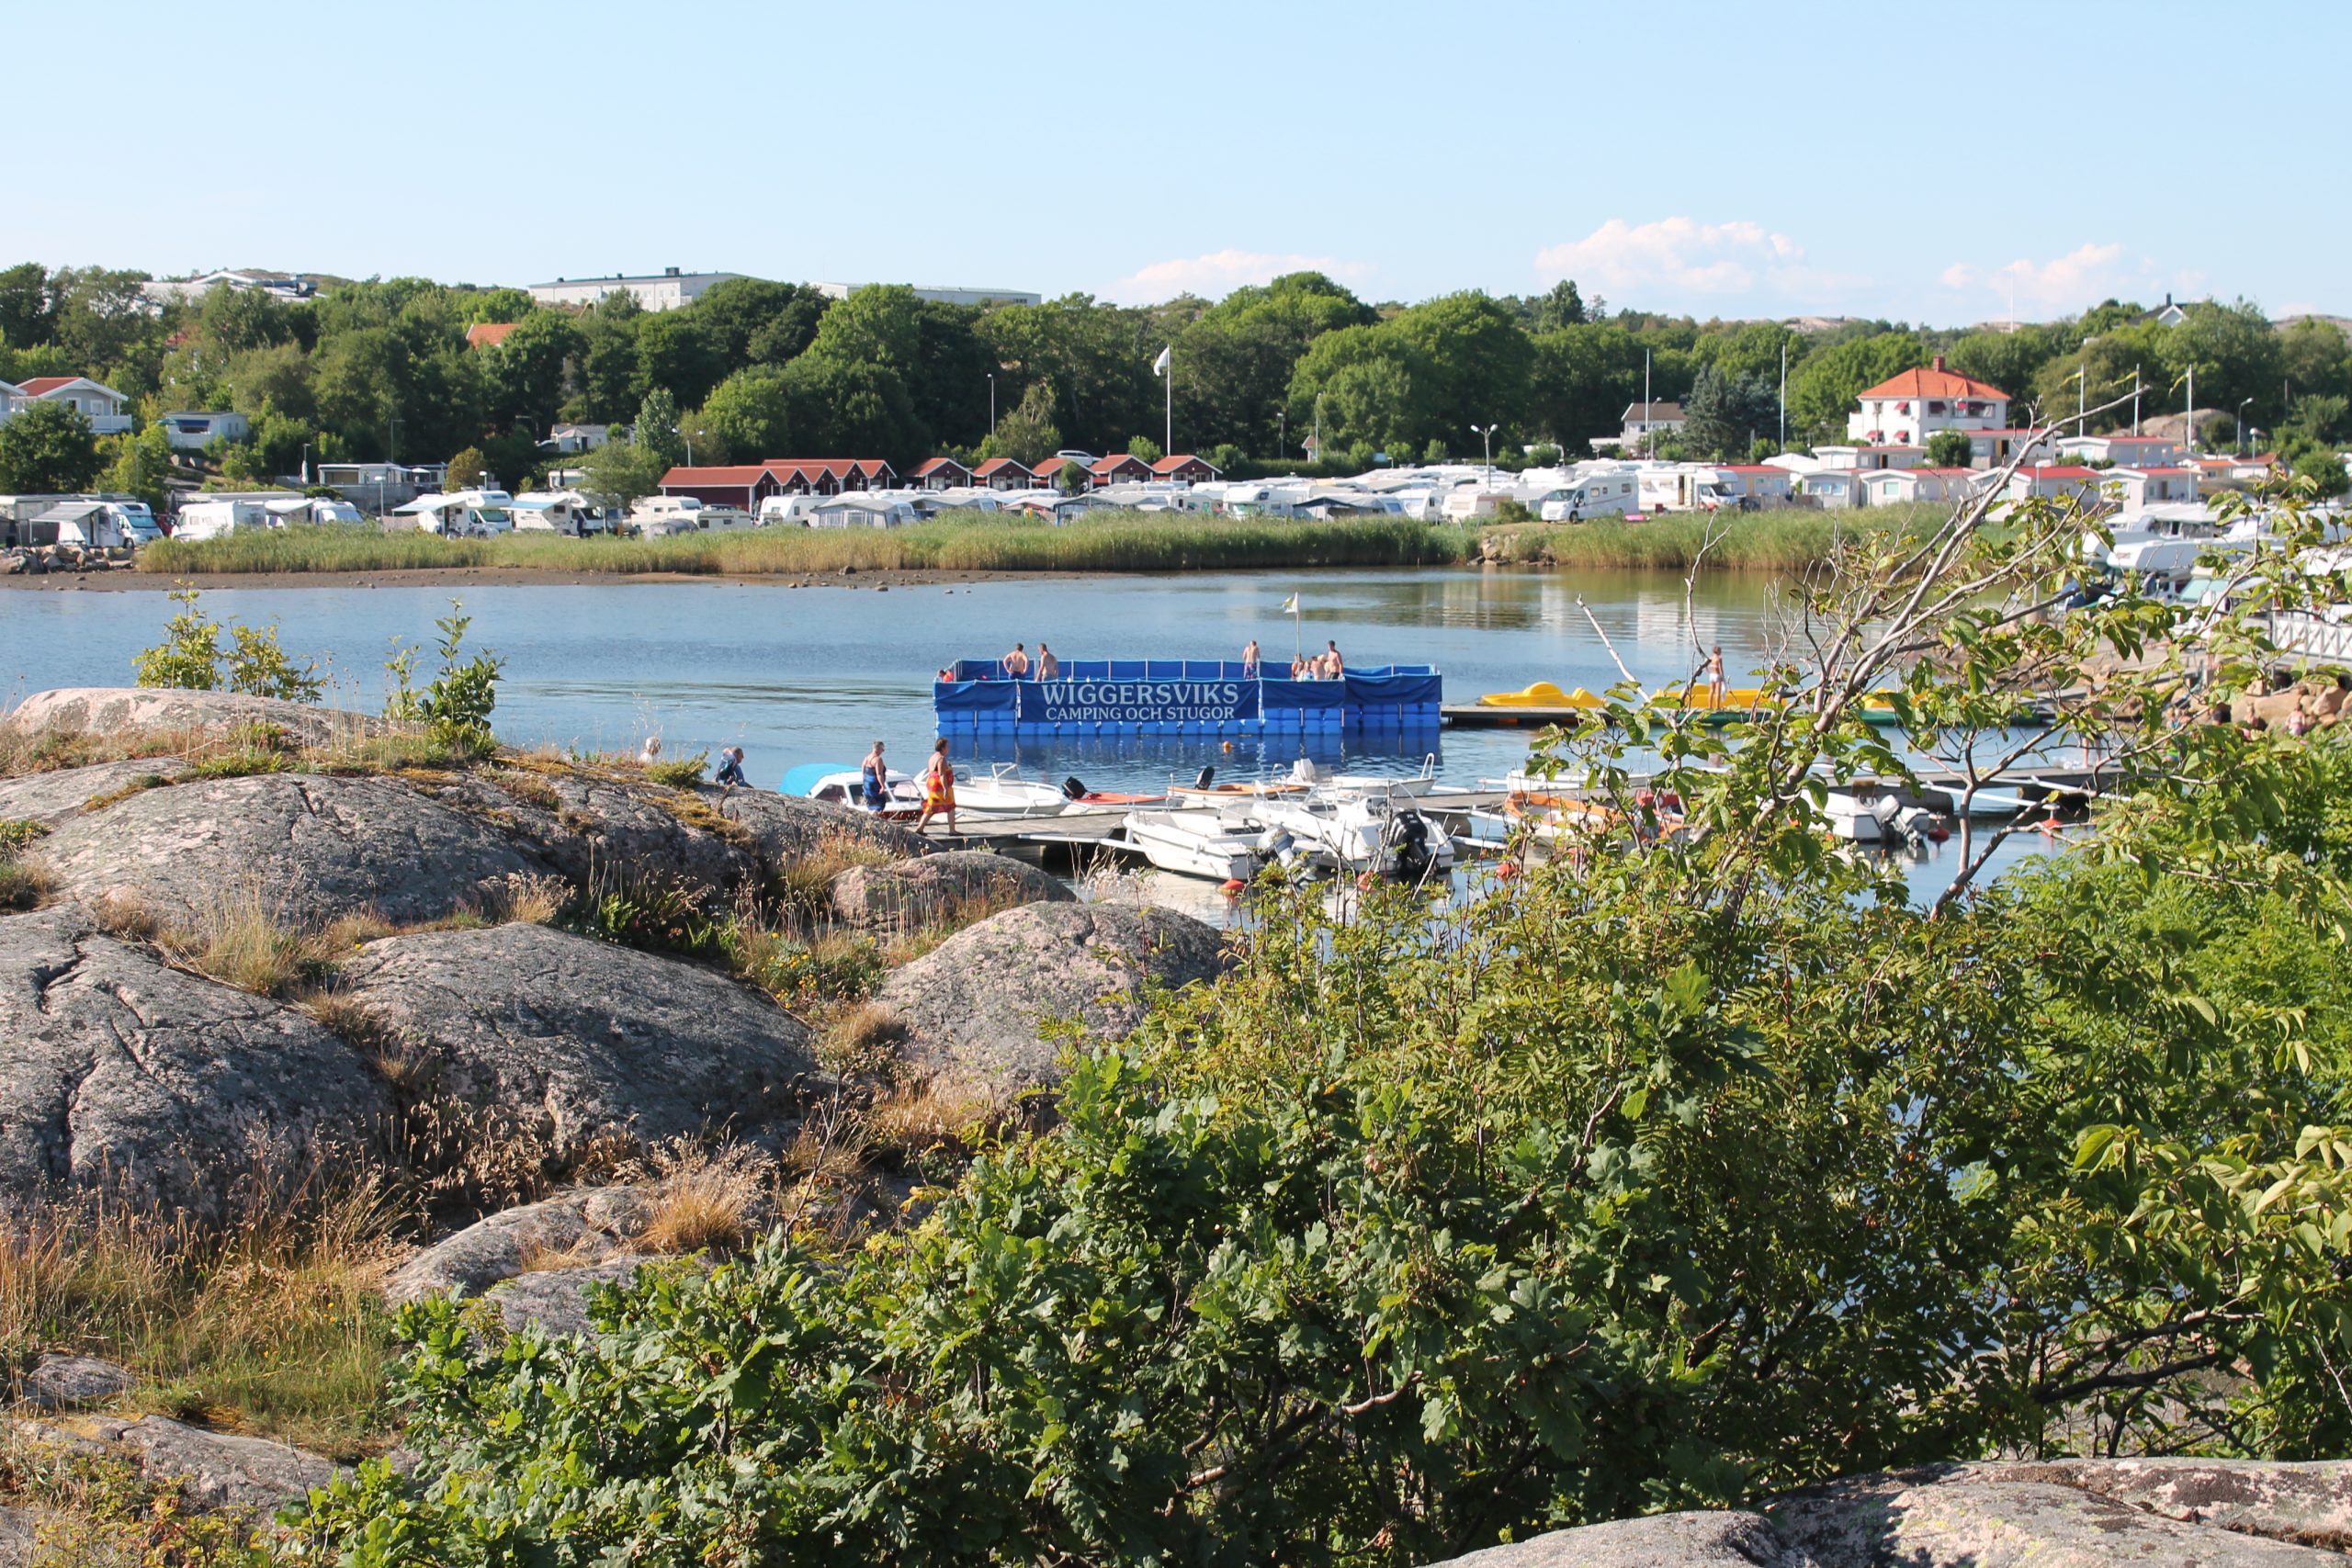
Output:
[1470, 423, 1498, 491]
[1276, 409, 1286, 462]
[2237, 398, 2254, 458]
[987, 373, 996, 436]
[300, 442, 311, 488]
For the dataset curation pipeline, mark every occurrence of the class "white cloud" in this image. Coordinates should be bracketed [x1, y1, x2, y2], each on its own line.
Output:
[1940, 243, 2127, 312]
[1104, 249, 1374, 304]
[1532, 217, 1807, 298]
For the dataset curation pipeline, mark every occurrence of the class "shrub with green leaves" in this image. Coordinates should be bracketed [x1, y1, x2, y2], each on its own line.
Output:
[132, 588, 323, 703]
[384, 601, 503, 750]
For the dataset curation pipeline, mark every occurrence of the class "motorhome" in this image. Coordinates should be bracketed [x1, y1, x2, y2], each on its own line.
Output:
[756, 494, 821, 527]
[1532, 468, 1643, 521]
[631, 494, 755, 536]
[42, 499, 164, 549]
[172, 498, 274, 541]
[263, 496, 366, 527]
[1637, 466, 1734, 513]
[395, 490, 517, 537]
[510, 491, 610, 536]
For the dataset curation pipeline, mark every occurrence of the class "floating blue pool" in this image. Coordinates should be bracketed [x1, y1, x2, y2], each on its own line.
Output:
[933, 658, 1442, 738]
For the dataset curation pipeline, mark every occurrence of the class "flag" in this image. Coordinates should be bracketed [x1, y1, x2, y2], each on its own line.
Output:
[1280, 593, 1299, 614]
[1152, 345, 1170, 377]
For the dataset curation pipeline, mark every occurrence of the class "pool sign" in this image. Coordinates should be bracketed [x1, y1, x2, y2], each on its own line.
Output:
[1025, 679, 1258, 726]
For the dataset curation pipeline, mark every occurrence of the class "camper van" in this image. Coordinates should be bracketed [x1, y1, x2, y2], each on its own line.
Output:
[395, 490, 516, 537]
[1636, 466, 1733, 513]
[263, 496, 366, 527]
[756, 494, 822, 527]
[45, 499, 164, 549]
[631, 494, 755, 536]
[510, 491, 611, 536]
[172, 498, 274, 541]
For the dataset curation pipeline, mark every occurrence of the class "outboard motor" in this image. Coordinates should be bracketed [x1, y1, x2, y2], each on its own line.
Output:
[1385, 810, 1435, 881]
[1193, 766, 1216, 790]
[1061, 776, 1089, 801]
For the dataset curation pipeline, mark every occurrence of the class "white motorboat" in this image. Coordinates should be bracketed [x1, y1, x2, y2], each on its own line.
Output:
[1246, 793, 1457, 878]
[952, 762, 1165, 820]
[1820, 784, 1943, 845]
[1119, 809, 1292, 881]
[781, 761, 922, 819]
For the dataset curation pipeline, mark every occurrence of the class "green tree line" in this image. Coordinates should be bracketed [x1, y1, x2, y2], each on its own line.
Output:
[4, 261, 2348, 500]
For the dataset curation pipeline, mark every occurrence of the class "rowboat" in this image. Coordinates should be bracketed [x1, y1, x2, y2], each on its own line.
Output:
[953, 762, 1164, 819]
[1119, 809, 1293, 881]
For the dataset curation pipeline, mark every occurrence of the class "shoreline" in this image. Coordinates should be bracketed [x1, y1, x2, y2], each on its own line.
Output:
[0, 564, 1070, 592]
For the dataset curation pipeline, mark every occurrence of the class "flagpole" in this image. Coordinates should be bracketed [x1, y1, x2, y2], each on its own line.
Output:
[1164, 348, 1172, 458]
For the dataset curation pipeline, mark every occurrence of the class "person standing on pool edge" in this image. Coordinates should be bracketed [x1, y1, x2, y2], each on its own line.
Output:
[1706, 645, 1727, 708]
[1242, 639, 1261, 679]
[1036, 643, 1061, 680]
[916, 738, 957, 836]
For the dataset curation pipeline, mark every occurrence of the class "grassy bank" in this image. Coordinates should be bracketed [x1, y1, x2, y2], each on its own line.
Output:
[130, 505, 1930, 581]
[138, 513, 1473, 578]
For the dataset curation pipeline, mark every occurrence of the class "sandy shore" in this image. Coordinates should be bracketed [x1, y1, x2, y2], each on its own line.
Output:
[0, 565, 1063, 593]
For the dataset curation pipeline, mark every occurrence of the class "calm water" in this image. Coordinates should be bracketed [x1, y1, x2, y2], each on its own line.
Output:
[0, 568, 1786, 790]
[0, 568, 2060, 903]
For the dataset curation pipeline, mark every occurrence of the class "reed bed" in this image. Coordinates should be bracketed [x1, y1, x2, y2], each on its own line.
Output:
[1487, 503, 1932, 571]
[138, 514, 1474, 578]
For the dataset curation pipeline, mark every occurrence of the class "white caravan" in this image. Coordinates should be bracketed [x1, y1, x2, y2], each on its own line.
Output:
[172, 498, 274, 540]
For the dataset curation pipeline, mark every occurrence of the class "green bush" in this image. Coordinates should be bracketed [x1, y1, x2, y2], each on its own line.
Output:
[384, 602, 503, 751]
[131, 588, 324, 702]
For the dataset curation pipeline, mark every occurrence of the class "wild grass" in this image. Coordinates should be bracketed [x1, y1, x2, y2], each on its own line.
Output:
[0, 1189, 406, 1455]
[139, 515, 1472, 578]
[0, 819, 48, 911]
[771, 829, 898, 918]
[637, 1143, 763, 1258]
[1484, 504, 1930, 571]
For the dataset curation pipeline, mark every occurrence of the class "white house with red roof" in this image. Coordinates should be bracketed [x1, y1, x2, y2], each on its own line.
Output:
[1998, 465, 2105, 506]
[1965, 428, 2058, 468]
[2056, 433, 2182, 468]
[1813, 444, 1924, 472]
[14, 377, 131, 434]
[1849, 357, 2009, 446]
[2099, 467, 2198, 513]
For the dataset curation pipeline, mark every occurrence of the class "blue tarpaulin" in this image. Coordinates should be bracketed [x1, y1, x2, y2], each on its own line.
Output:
[933, 658, 1441, 736]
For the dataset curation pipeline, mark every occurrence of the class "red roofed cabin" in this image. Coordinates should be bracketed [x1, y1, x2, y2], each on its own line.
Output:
[466, 322, 519, 350]
[1849, 356, 2010, 446]
[1087, 453, 1155, 488]
[972, 457, 1034, 491]
[1150, 453, 1221, 484]
[757, 458, 897, 495]
[657, 465, 784, 511]
[910, 457, 973, 491]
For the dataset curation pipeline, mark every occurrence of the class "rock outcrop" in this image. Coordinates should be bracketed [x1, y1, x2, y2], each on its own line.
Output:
[334, 922, 823, 1160]
[829, 850, 1070, 931]
[418, 770, 761, 902]
[1415, 1459, 2352, 1567]
[872, 903, 1227, 1099]
[15, 1352, 134, 1410]
[36, 773, 543, 928]
[0, 909, 390, 1221]
[0, 759, 187, 828]
[716, 789, 927, 867]
[19, 1414, 343, 1513]
[5, 687, 387, 751]
[485, 1257, 659, 1337]
[385, 1187, 656, 1306]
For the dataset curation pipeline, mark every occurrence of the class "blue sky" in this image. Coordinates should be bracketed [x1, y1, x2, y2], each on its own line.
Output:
[15, 0, 2340, 325]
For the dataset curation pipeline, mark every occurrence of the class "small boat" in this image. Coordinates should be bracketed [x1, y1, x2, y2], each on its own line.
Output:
[780, 761, 922, 819]
[950, 763, 1161, 820]
[1119, 808, 1291, 881]
[1248, 793, 1456, 878]
[1500, 777, 1688, 846]
[1478, 682, 1604, 709]
[1819, 784, 1944, 845]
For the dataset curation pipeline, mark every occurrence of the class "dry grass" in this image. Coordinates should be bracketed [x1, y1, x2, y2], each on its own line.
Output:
[0, 1186, 407, 1455]
[865, 1082, 992, 1160]
[477, 871, 570, 926]
[487, 769, 560, 810]
[0, 819, 50, 912]
[816, 1001, 905, 1081]
[153, 879, 341, 998]
[637, 1143, 763, 1257]
[773, 830, 896, 917]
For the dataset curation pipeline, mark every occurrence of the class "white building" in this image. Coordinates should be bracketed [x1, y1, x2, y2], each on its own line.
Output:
[14, 378, 131, 435]
[1848, 357, 2011, 446]
[813, 282, 1041, 308]
[2056, 434, 2182, 468]
[1594, 400, 1685, 454]
[140, 269, 319, 308]
[540, 423, 614, 455]
[156, 411, 252, 450]
[2100, 466, 2199, 513]
[526, 268, 748, 312]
